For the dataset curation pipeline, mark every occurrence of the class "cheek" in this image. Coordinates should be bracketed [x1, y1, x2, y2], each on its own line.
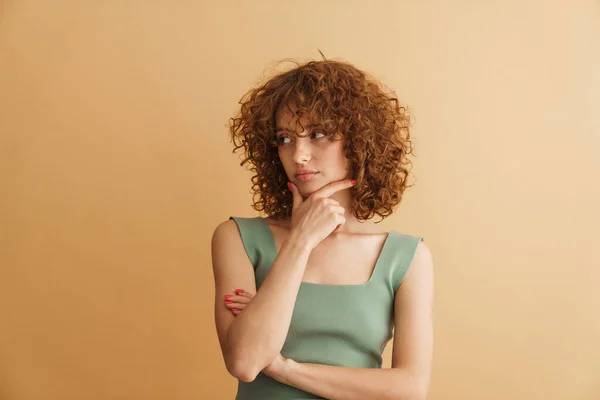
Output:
[277, 149, 287, 164]
[277, 150, 293, 175]
[322, 144, 350, 173]
[331, 143, 349, 165]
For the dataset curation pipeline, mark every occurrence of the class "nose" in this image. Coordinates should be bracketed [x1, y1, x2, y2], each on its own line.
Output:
[292, 137, 312, 165]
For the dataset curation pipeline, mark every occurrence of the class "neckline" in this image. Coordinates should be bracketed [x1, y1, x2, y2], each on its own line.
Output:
[258, 217, 394, 288]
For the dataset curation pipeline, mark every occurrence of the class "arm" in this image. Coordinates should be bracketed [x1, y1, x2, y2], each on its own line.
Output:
[211, 219, 312, 382]
[267, 240, 434, 400]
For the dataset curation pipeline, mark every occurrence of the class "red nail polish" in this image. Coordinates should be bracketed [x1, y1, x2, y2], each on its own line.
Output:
[350, 179, 357, 185]
[225, 301, 233, 305]
[235, 289, 245, 294]
[224, 295, 233, 300]
[287, 182, 293, 191]
[232, 308, 240, 312]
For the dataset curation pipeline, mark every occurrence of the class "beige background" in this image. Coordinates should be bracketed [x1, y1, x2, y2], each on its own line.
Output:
[1, 1, 599, 399]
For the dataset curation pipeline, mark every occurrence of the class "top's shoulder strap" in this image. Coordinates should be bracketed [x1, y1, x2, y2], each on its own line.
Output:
[229, 216, 270, 270]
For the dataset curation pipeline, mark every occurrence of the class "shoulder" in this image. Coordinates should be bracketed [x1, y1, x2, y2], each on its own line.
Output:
[213, 216, 266, 237]
[408, 239, 433, 278]
[211, 218, 256, 278]
[413, 239, 432, 268]
[392, 231, 430, 260]
[211, 218, 244, 253]
[212, 218, 237, 240]
[389, 232, 431, 266]
[396, 239, 434, 293]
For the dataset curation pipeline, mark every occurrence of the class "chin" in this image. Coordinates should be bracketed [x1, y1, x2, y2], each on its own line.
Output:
[298, 182, 326, 197]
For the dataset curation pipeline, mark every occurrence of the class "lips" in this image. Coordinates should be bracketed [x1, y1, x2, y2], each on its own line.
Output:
[296, 172, 319, 182]
[295, 169, 318, 177]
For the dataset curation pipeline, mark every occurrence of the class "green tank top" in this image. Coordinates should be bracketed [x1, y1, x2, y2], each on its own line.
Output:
[229, 216, 424, 400]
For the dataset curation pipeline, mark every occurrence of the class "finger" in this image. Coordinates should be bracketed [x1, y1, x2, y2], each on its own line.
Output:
[235, 289, 255, 299]
[229, 294, 252, 304]
[333, 215, 347, 233]
[321, 198, 340, 206]
[330, 205, 345, 215]
[312, 179, 356, 199]
[224, 301, 248, 309]
[333, 222, 345, 233]
[232, 308, 241, 316]
[287, 182, 303, 211]
[225, 295, 251, 304]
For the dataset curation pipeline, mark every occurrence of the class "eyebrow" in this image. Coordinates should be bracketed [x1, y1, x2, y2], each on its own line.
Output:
[274, 122, 321, 134]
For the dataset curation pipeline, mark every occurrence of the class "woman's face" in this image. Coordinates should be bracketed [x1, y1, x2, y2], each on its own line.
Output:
[274, 103, 350, 197]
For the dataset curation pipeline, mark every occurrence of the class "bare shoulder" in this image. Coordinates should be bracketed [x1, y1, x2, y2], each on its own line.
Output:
[413, 240, 433, 269]
[398, 239, 434, 291]
[211, 219, 239, 248]
[210, 218, 256, 291]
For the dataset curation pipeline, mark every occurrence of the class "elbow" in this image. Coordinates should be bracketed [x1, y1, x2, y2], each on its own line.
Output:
[231, 366, 259, 383]
[224, 335, 276, 382]
[226, 357, 261, 383]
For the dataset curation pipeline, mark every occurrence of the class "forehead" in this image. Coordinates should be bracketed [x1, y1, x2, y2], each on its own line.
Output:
[274, 102, 319, 131]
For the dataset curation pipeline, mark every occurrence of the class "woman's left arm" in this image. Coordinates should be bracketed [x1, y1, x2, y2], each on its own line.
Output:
[266, 240, 435, 400]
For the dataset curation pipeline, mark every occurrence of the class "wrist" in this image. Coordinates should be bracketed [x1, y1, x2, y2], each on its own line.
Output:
[276, 357, 297, 384]
[284, 231, 313, 253]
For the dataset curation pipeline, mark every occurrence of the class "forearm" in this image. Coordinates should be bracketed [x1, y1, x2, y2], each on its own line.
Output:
[226, 233, 311, 379]
[272, 360, 425, 400]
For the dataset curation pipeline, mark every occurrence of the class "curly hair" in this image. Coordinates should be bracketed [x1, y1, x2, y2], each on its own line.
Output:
[228, 56, 415, 223]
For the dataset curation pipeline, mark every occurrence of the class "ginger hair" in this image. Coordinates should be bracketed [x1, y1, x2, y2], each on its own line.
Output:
[228, 56, 415, 223]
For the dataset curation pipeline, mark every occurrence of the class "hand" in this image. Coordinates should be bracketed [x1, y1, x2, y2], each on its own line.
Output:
[287, 178, 357, 249]
[223, 289, 254, 316]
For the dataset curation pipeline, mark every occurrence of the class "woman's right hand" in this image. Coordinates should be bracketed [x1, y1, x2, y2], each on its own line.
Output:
[286, 179, 357, 250]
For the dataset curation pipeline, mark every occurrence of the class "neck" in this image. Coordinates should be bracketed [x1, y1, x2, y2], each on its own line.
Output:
[324, 191, 380, 234]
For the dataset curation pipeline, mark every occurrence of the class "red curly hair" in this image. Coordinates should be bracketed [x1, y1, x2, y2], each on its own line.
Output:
[228, 57, 415, 223]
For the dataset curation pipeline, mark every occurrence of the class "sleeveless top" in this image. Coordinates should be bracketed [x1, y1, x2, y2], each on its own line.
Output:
[229, 216, 424, 400]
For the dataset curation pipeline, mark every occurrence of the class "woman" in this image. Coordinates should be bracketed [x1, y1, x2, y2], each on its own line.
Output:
[211, 57, 434, 399]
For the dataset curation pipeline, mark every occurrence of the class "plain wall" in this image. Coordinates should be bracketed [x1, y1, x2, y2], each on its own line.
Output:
[1, 1, 599, 399]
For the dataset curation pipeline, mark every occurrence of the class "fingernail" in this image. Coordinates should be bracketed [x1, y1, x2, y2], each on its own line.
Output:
[225, 301, 233, 305]
[224, 295, 233, 300]
[232, 308, 240, 312]
[287, 182, 293, 191]
[350, 179, 357, 185]
[235, 289, 245, 294]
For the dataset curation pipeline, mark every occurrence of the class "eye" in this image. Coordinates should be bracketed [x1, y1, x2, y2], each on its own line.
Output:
[276, 135, 292, 145]
[311, 131, 326, 139]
